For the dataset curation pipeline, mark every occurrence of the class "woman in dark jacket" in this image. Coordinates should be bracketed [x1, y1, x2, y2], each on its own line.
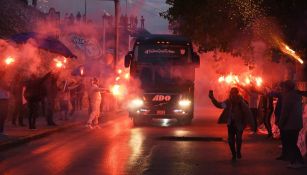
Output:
[209, 87, 254, 161]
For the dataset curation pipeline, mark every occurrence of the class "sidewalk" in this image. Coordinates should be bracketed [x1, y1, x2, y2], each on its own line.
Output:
[0, 110, 121, 151]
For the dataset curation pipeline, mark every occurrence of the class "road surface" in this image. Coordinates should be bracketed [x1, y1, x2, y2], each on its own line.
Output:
[0, 113, 306, 175]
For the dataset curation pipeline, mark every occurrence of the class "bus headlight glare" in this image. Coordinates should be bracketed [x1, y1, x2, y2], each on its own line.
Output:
[130, 98, 144, 108]
[178, 99, 191, 108]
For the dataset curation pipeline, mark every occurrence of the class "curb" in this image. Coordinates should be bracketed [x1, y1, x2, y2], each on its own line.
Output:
[0, 122, 82, 152]
[0, 110, 127, 152]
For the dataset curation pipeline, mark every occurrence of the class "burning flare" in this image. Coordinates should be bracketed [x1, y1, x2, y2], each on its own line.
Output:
[218, 73, 263, 87]
[80, 67, 84, 76]
[111, 84, 121, 96]
[53, 57, 67, 69]
[5, 56, 15, 65]
[124, 73, 130, 80]
[255, 77, 263, 87]
[280, 43, 304, 64]
[218, 73, 239, 85]
[115, 76, 120, 81]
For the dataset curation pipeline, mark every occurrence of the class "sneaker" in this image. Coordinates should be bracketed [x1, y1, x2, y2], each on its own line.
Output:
[19, 124, 26, 127]
[85, 124, 93, 129]
[267, 133, 273, 138]
[94, 125, 102, 129]
[248, 131, 257, 135]
[287, 163, 306, 169]
[237, 152, 242, 159]
[276, 155, 287, 161]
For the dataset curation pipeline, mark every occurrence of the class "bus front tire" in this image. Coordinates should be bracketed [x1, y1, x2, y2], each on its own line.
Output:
[132, 116, 149, 127]
[178, 117, 193, 126]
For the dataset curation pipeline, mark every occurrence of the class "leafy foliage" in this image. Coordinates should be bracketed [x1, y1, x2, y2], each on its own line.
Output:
[0, 0, 45, 38]
[161, 0, 307, 54]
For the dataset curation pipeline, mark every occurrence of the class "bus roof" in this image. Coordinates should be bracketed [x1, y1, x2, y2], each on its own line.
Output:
[135, 34, 192, 45]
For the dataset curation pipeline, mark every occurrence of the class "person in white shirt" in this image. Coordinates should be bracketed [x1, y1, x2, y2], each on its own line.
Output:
[86, 78, 106, 129]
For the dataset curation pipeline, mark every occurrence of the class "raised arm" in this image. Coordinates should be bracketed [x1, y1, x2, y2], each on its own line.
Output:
[208, 90, 227, 109]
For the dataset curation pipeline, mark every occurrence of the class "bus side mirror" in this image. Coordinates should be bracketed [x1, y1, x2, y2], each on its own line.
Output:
[125, 52, 133, 68]
[192, 52, 200, 68]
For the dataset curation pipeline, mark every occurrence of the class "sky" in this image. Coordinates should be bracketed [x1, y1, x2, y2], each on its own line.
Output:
[37, 0, 170, 34]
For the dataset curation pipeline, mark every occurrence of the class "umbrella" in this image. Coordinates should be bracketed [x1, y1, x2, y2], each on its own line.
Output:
[10, 32, 77, 59]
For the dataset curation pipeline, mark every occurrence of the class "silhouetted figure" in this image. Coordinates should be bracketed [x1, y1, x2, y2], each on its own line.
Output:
[141, 16, 145, 29]
[68, 13, 75, 25]
[64, 13, 69, 24]
[277, 80, 306, 168]
[209, 88, 253, 161]
[68, 82, 80, 116]
[58, 81, 69, 120]
[31, 0, 37, 7]
[76, 80, 85, 110]
[24, 73, 51, 130]
[11, 75, 25, 126]
[43, 73, 58, 126]
[76, 12, 82, 22]
[0, 72, 9, 134]
[259, 92, 274, 138]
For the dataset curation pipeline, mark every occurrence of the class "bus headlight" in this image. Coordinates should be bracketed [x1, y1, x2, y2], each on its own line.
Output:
[178, 99, 191, 108]
[129, 98, 144, 109]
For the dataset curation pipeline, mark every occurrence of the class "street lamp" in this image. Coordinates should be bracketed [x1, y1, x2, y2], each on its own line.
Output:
[96, 0, 120, 69]
[102, 10, 111, 56]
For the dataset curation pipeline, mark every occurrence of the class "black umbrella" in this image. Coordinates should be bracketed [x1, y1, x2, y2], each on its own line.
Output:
[10, 32, 77, 59]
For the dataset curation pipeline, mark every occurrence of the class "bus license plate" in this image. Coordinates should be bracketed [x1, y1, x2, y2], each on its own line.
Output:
[157, 110, 166, 115]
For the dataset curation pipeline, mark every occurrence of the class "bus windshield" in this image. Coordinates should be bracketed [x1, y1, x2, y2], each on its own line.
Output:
[138, 65, 195, 90]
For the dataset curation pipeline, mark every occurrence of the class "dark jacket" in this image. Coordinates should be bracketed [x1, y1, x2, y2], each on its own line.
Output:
[270, 90, 306, 124]
[279, 90, 303, 130]
[24, 73, 51, 102]
[210, 95, 254, 131]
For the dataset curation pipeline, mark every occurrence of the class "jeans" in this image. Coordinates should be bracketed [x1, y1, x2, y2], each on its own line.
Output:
[250, 108, 258, 132]
[263, 109, 273, 135]
[45, 98, 56, 125]
[12, 99, 24, 125]
[28, 101, 39, 129]
[283, 130, 304, 164]
[70, 97, 77, 116]
[0, 99, 9, 133]
[228, 123, 243, 157]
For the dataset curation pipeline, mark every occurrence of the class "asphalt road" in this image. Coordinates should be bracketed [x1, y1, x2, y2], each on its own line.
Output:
[0, 113, 306, 175]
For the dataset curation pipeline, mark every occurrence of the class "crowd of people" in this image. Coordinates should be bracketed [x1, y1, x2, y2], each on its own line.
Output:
[0, 70, 114, 136]
[209, 80, 307, 168]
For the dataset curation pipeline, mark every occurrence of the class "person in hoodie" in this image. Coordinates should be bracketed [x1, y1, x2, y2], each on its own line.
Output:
[209, 87, 254, 161]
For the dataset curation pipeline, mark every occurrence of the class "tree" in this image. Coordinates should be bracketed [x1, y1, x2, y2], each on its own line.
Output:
[0, 0, 45, 38]
[18, 0, 28, 5]
[162, 0, 307, 55]
[162, 0, 255, 52]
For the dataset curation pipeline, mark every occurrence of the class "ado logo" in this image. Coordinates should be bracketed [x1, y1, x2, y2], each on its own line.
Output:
[152, 95, 171, 102]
